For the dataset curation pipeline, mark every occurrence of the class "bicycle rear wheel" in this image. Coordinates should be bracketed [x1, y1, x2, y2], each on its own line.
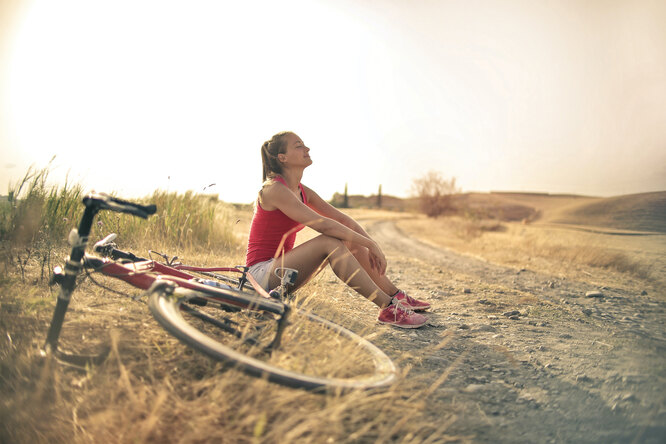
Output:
[148, 282, 396, 392]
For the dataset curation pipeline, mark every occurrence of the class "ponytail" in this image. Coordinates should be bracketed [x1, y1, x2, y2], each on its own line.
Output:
[260, 131, 292, 182]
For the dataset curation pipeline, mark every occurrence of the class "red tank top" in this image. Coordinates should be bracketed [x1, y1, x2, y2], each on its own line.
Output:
[246, 176, 309, 267]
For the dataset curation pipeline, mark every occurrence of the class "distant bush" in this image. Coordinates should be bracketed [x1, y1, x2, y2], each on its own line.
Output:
[455, 219, 506, 239]
[411, 171, 459, 218]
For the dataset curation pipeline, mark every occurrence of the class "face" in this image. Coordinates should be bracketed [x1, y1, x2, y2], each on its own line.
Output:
[278, 133, 312, 169]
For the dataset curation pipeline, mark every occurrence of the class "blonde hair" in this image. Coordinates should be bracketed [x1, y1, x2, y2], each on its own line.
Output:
[260, 131, 293, 183]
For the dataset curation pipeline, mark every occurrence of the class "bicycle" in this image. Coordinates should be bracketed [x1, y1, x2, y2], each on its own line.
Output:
[42, 193, 397, 392]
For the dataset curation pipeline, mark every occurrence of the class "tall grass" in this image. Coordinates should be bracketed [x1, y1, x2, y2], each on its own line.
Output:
[0, 164, 85, 281]
[90, 190, 239, 254]
[1, 163, 84, 247]
[1, 165, 238, 250]
[0, 165, 240, 282]
[137, 190, 236, 251]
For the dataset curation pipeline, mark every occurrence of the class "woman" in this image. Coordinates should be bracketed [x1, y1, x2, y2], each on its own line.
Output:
[246, 131, 430, 328]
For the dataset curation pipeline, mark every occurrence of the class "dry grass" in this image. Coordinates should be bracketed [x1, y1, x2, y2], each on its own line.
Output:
[5, 171, 661, 442]
[0, 241, 461, 444]
[2, 175, 459, 444]
[397, 215, 665, 287]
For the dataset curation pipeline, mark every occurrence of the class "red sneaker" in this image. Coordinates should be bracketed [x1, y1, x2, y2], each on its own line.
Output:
[393, 290, 431, 311]
[378, 301, 427, 328]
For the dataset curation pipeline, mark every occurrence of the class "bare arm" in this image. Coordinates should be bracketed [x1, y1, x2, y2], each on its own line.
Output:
[262, 182, 386, 274]
[303, 185, 370, 237]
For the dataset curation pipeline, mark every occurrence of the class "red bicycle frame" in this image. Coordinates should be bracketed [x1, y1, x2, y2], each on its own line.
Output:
[84, 257, 275, 309]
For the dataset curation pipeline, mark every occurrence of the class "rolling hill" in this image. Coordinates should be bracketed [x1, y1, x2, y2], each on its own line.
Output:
[544, 191, 666, 233]
[332, 191, 666, 234]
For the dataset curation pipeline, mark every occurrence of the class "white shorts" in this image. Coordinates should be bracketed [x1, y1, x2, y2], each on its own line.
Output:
[247, 258, 275, 291]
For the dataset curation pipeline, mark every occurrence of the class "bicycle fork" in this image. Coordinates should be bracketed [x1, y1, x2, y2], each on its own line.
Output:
[43, 204, 98, 353]
[266, 304, 291, 353]
[264, 268, 297, 352]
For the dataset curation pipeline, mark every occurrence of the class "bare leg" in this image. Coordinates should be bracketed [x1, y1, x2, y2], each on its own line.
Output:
[269, 235, 392, 308]
[345, 242, 399, 296]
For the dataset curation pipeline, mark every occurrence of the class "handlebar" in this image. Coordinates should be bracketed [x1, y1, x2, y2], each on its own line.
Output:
[83, 193, 156, 219]
[44, 193, 156, 353]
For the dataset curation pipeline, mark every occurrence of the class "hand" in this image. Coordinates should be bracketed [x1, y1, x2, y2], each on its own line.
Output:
[368, 242, 387, 276]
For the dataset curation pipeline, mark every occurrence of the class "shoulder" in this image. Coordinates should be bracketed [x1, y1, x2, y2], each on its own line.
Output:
[259, 179, 293, 211]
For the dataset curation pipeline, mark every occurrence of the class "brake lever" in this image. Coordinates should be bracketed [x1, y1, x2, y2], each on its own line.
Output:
[148, 250, 168, 262]
[148, 250, 180, 266]
[93, 233, 118, 254]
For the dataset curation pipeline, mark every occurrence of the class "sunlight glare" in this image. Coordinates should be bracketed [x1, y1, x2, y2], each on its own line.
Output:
[7, 0, 374, 202]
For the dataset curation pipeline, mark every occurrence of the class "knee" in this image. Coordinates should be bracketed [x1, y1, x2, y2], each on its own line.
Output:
[345, 242, 367, 257]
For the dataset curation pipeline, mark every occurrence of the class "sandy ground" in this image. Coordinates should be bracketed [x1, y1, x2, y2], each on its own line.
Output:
[314, 216, 666, 443]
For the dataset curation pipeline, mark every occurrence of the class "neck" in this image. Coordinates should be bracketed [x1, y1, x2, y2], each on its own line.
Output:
[279, 168, 303, 191]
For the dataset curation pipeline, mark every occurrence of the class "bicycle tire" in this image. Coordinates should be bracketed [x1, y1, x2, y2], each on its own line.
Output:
[148, 283, 397, 392]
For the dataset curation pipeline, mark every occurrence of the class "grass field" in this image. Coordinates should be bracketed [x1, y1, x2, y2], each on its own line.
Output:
[0, 175, 453, 443]
[1, 173, 664, 443]
[403, 217, 665, 295]
[0, 240, 452, 443]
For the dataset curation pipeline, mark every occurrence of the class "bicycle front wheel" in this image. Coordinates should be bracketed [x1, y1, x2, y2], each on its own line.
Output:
[148, 283, 397, 392]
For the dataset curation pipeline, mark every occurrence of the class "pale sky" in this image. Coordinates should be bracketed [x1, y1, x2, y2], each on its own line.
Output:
[1, 0, 665, 204]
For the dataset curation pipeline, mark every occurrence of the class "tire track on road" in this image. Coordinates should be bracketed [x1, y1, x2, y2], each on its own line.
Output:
[366, 218, 585, 302]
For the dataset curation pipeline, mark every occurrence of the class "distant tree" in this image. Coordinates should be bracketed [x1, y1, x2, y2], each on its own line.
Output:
[343, 183, 349, 208]
[377, 184, 382, 208]
[411, 171, 459, 218]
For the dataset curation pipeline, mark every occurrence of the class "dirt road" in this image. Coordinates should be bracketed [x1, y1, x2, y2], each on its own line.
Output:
[353, 218, 665, 443]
